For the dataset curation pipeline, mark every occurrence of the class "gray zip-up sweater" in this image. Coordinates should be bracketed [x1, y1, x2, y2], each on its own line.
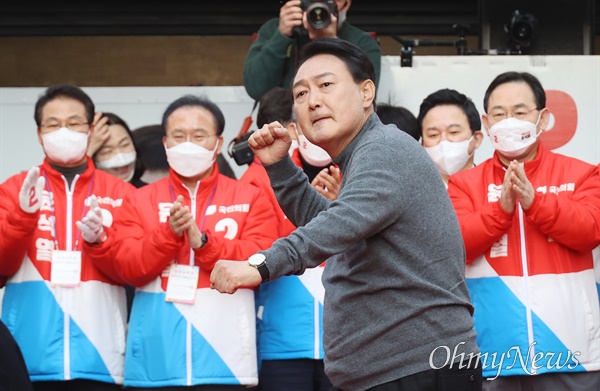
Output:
[263, 113, 479, 391]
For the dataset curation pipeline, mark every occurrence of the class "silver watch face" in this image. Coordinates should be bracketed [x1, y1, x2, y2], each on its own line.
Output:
[248, 253, 266, 266]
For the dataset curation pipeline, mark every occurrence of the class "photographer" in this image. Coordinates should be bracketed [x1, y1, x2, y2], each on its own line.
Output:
[243, 0, 381, 101]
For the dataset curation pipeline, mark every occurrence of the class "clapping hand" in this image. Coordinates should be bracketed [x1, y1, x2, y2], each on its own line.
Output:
[169, 195, 194, 237]
[18, 167, 45, 214]
[76, 196, 105, 244]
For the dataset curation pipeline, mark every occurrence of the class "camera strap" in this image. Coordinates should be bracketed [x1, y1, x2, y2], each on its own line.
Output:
[227, 100, 259, 160]
[234, 100, 258, 140]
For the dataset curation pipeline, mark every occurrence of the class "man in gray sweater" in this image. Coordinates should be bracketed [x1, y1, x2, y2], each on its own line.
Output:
[211, 39, 481, 391]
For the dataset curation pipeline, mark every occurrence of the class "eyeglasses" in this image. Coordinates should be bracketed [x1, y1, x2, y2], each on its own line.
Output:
[168, 133, 218, 144]
[488, 107, 539, 122]
[41, 121, 89, 132]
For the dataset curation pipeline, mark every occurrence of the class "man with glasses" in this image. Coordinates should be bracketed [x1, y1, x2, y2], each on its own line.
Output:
[448, 71, 600, 390]
[0, 84, 135, 390]
[86, 95, 278, 389]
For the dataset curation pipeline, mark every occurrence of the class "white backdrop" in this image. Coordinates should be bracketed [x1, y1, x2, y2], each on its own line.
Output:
[1, 55, 599, 184]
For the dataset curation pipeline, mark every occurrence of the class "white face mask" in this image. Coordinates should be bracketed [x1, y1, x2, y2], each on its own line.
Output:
[165, 141, 218, 178]
[424, 137, 473, 176]
[298, 134, 332, 167]
[95, 151, 137, 182]
[41, 127, 89, 164]
[488, 114, 542, 159]
[289, 139, 299, 156]
[95, 151, 136, 170]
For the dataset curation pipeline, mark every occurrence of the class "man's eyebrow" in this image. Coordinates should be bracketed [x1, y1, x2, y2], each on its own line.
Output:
[490, 102, 528, 111]
[292, 72, 335, 90]
[292, 79, 306, 90]
[425, 123, 461, 132]
[314, 72, 335, 80]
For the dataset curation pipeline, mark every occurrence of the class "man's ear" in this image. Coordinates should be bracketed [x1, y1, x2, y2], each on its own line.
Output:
[215, 136, 224, 156]
[361, 79, 375, 109]
[472, 130, 484, 149]
[481, 114, 490, 137]
[339, 0, 351, 12]
[538, 108, 551, 131]
[287, 122, 299, 140]
[37, 128, 43, 146]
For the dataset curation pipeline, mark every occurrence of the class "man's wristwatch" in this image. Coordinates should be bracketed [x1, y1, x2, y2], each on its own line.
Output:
[200, 232, 208, 248]
[248, 253, 270, 283]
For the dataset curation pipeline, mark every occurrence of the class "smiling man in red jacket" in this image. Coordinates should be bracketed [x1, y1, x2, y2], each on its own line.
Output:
[448, 71, 600, 391]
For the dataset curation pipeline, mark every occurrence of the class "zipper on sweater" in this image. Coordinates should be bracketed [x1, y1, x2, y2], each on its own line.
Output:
[186, 183, 199, 386]
[62, 174, 80, 381]
[518, 204, 536, 374]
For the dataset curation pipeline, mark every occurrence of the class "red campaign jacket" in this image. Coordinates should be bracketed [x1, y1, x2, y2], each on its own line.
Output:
[91, 163, 279, 289]
[448, 144, 600, 269]
[448, 144, 600, 377]
[0, 158, 135, 285]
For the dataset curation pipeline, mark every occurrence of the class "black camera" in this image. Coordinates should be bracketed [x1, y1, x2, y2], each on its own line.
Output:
[228, 131, 255, 166]
[505, 10, 536, 51]
[300, 0, 338, 30]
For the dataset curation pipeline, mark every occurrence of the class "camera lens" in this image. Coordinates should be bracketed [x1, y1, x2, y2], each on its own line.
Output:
[506, 11, 535, 49]
[514, 23, 531, 41]
[306, 3, 331, 29]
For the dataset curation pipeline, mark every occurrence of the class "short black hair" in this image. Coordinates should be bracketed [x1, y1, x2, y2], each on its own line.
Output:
[257, 87, 293, 128]
[161, 95, 226, 136]
[417, 88, 481, 135]
[376, 103, 420, 141]
[483, 71, 546, 113]
[297, 38, 375, 87]
[34, 84, 95, 127]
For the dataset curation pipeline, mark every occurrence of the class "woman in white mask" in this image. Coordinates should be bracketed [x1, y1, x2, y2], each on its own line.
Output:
[418, 88, 484, 187]
[89, 112, 144, 187]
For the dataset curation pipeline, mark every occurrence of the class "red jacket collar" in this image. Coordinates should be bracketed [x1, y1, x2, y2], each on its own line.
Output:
[492, 142, 546, 178]
[41, 156, 95, 183]
[168, 162, 220, 200]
